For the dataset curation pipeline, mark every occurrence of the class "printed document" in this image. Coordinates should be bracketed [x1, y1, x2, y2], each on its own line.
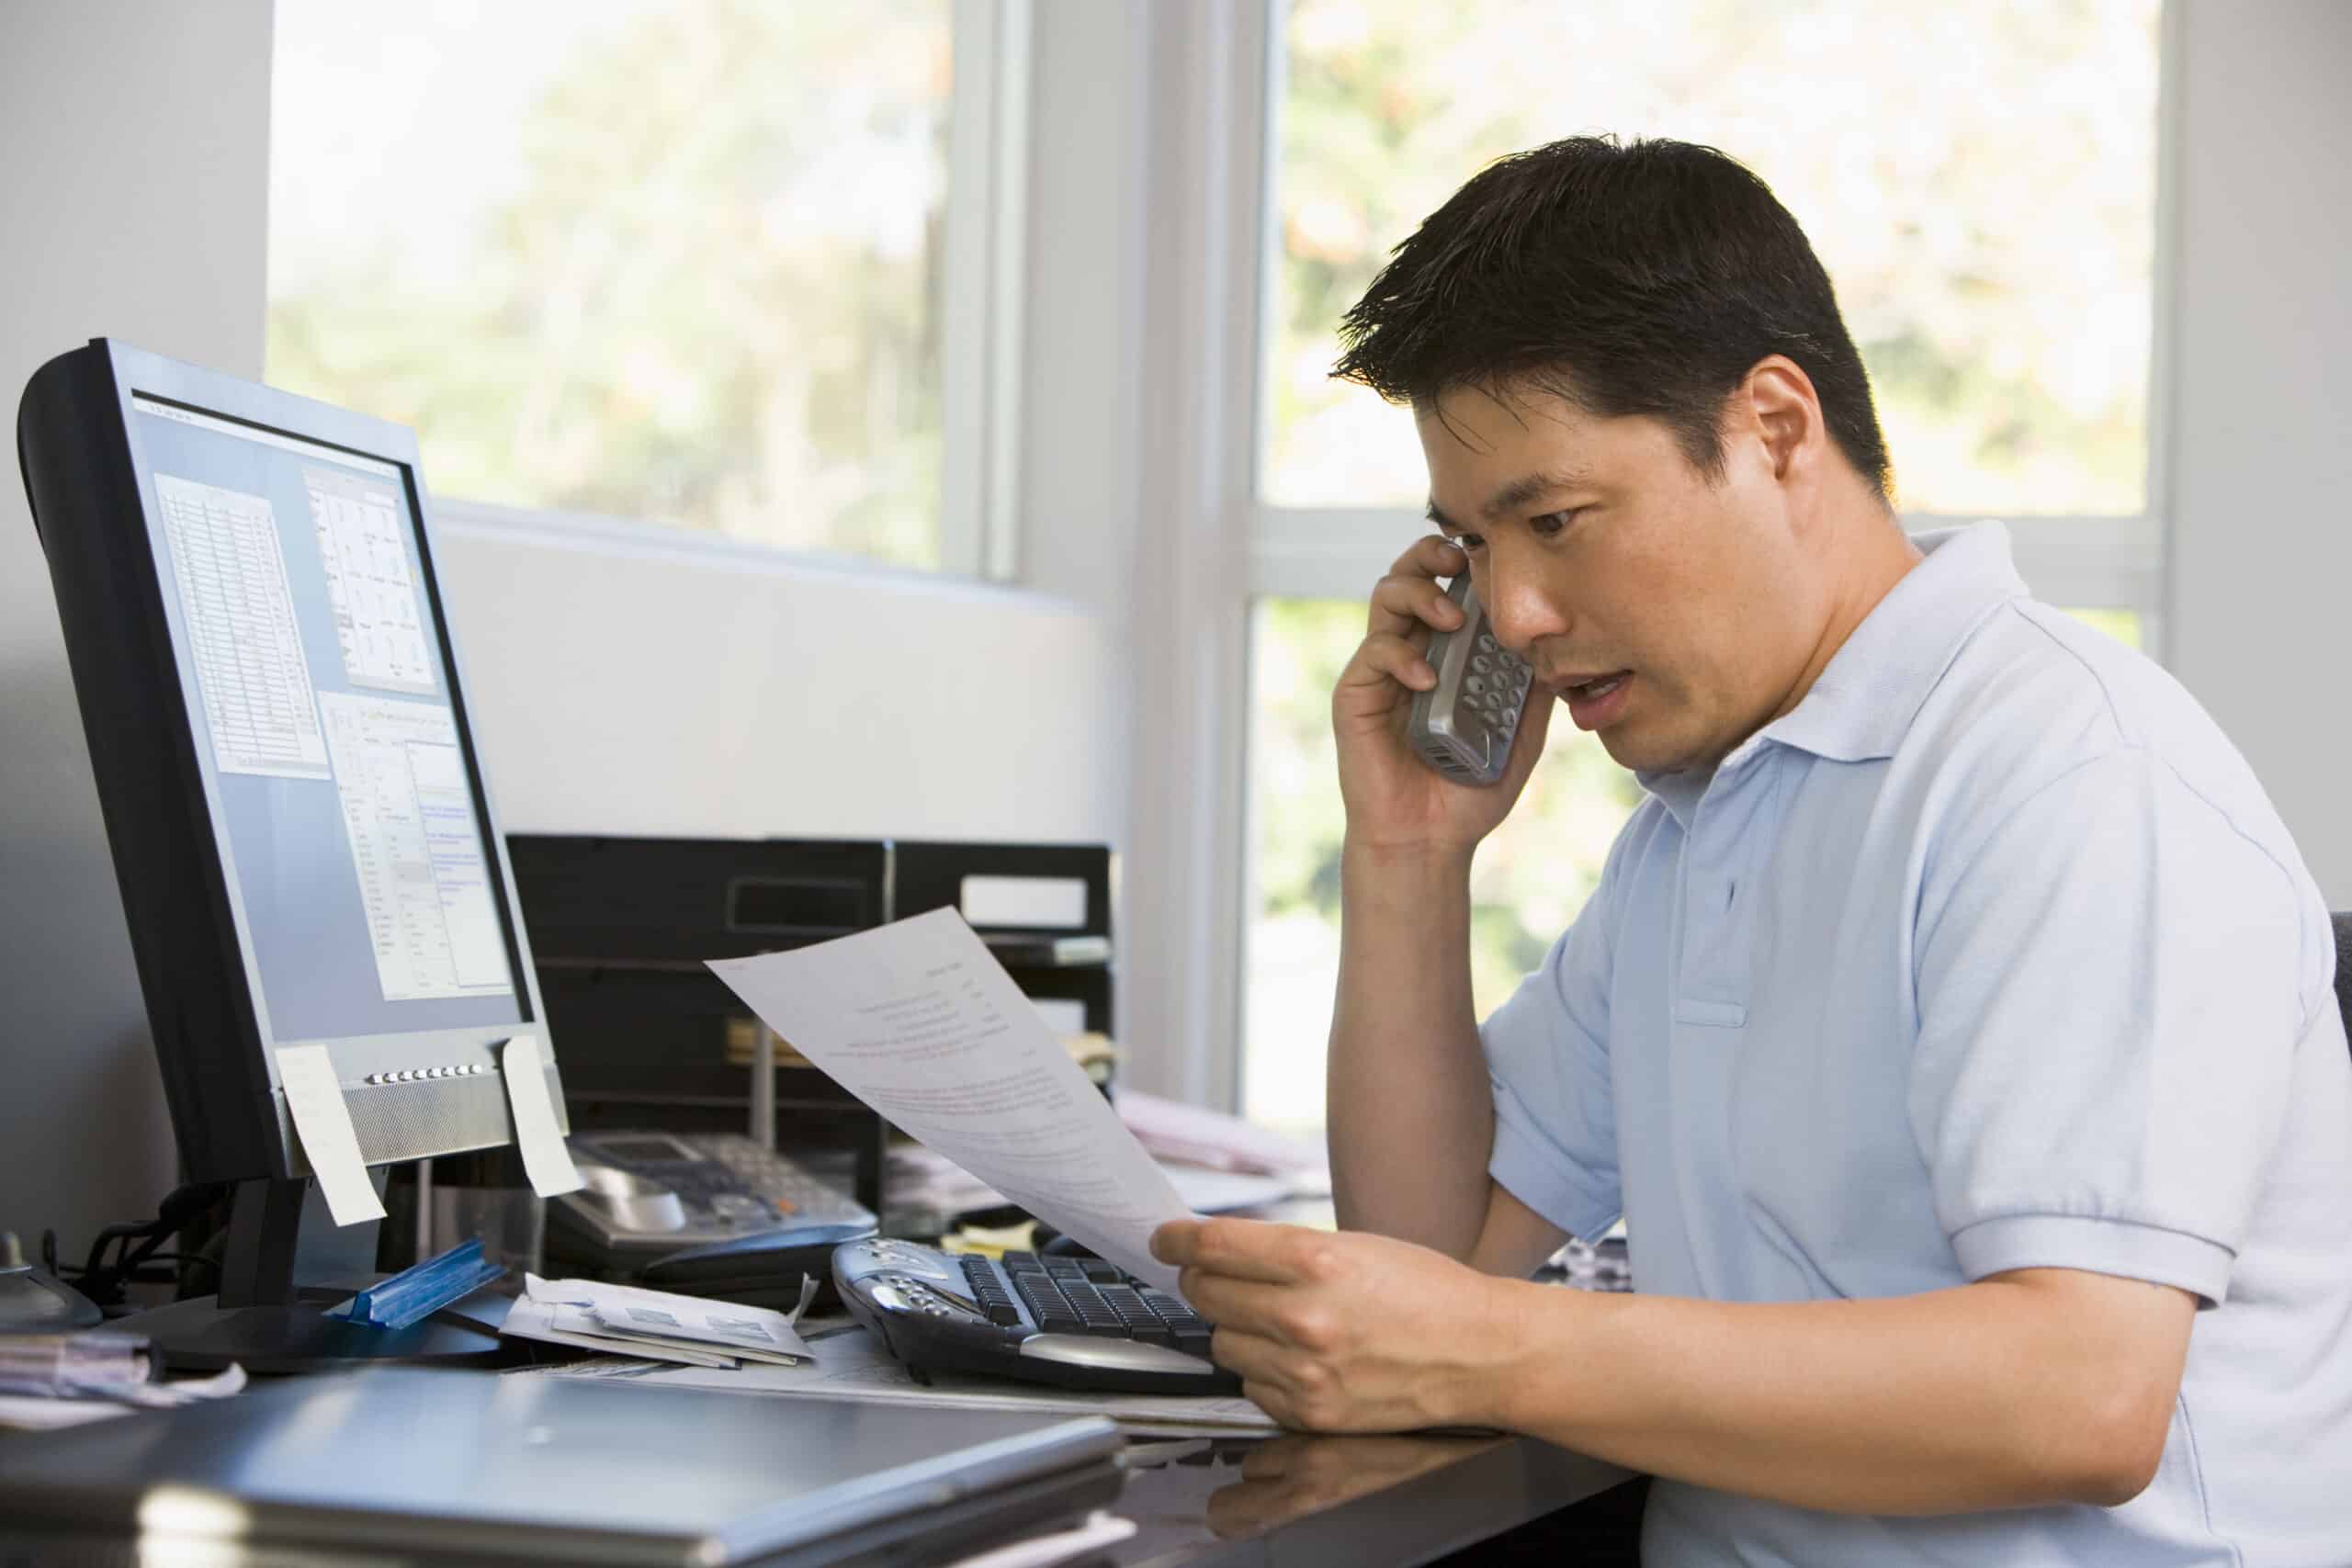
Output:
[708, 909, 1191, 1294]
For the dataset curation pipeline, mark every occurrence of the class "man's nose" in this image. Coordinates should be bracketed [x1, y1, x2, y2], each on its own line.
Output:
[1481, 559, 1569, 653]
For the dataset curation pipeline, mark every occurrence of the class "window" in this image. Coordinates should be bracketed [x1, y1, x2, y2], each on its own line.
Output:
[1242, 1, 2167, 1130]
[1263, 0, 2164, 518]
[268, 0, 1012, 573]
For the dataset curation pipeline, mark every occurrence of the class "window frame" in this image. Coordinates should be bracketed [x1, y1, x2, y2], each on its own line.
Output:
[270, 0, 1032, 585]
[1125, 0, 2184, 1113]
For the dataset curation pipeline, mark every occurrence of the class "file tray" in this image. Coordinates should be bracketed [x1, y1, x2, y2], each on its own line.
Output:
[0, 1367, 1126, 1566]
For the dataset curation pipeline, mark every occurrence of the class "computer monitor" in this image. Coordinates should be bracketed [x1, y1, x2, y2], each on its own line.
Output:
[17, 339, 564, 1366]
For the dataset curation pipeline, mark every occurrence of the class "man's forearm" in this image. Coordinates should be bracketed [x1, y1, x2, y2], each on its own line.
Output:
[1327, 839, 1493, 1255]
[1476, 1271, 2186, 1515]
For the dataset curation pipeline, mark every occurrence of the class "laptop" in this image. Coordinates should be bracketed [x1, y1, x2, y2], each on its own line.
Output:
[0, 1367, 1125, 1565]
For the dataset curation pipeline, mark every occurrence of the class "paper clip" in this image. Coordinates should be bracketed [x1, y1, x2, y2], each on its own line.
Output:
[324, 1237, 507, 1331]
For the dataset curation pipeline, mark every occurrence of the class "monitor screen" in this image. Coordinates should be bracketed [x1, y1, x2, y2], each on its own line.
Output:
[129, 393, 522, 1042]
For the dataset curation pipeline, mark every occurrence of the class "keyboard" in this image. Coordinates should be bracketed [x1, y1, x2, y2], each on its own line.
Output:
[833, 1238, 1239, 1395]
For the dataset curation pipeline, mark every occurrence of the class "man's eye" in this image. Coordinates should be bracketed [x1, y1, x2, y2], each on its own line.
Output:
[1453, 532, 1486, 553]
[1529, 509, 1582, 537]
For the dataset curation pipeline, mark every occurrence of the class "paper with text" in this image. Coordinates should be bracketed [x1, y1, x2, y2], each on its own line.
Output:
[275, 1046, 386, 1225]
[708, 908, 1189, 1293]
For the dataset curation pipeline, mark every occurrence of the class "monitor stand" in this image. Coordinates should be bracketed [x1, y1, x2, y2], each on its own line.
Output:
[117, 1175, 512, 1374]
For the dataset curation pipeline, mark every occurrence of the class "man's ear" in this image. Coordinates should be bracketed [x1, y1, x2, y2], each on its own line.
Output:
[1738, 355, 1825, 486]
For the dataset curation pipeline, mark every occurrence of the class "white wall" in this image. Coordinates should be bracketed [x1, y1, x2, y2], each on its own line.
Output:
[0, 0, 274, 1255]
[434, 520, 1119, 842]
[2165, 0, 2352, 906]
[0, 2, 1122, 1259]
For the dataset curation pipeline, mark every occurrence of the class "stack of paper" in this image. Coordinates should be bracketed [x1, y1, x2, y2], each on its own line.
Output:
[501, 1275, 818, 1371]
[1114, 1087, 1330, 1181]
[0, 1332, 246, 1431]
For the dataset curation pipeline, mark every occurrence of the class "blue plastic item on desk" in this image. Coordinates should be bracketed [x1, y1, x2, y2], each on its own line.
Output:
[323, 1237, 506, 1331]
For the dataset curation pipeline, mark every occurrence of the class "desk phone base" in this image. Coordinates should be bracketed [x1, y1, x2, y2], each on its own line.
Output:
[836, 1238, 1240, 1395]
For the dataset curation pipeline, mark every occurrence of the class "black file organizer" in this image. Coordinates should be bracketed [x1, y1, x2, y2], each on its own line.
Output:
[505, 835, 1116, 1222]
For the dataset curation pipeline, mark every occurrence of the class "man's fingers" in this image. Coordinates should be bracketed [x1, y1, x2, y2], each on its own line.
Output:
[1388, 533, 1469, 583]
[1181, 1273, 1301, 1339]
[1152, 1216, 1312, 1283]
[1366, 569, 1465, 640]
[1207, 1324, 1294, 1386]
[1336, 632, 1436, 699]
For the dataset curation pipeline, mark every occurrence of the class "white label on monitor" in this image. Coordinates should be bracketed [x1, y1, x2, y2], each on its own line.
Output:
[318, 692, 514, 1001]
[275, 1045, 386, 1225]
[500, 1033, 582, 1198]
[153, 473, 332, 780]
[303, 466, 435, 695]
[1033, 998, 1088, 1036]
[959, 874, 1088, 930]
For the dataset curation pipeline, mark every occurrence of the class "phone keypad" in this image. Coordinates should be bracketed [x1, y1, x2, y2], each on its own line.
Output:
[1412, 577, 1536, 784]
[1460, 647, 1534, 756]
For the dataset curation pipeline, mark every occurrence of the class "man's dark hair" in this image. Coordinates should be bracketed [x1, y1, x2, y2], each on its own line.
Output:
[1333, 136, 1893, 502]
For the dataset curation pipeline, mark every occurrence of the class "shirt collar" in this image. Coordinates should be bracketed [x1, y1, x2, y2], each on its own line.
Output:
[1635, 522, 2028, 810]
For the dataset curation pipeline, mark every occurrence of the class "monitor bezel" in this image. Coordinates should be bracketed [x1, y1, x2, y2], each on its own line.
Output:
[30, 338, 560, 1183]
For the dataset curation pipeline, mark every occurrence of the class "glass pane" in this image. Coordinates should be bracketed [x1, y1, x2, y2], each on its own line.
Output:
[268, 0, 954, 568]
[1245, 598, 1645, 1133]
[1265, 0, 2161, 518]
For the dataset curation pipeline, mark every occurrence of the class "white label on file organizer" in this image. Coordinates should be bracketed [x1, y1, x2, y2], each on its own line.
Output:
[959, 875, 1089, 930]
[500, 1033, 582, 1197]
[275, 1046, 387, 1225]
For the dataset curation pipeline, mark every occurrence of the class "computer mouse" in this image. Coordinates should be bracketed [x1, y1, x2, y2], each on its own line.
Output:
[0, 1261, 104, 1331]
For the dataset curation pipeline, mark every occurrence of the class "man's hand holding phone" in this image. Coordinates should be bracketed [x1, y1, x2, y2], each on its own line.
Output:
[1334, 536, 1550, 860]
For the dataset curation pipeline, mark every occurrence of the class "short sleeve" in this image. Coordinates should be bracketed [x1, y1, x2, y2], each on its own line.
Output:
[1480, 846, 1626, 1243]
[1908, 747, 2305, 1306]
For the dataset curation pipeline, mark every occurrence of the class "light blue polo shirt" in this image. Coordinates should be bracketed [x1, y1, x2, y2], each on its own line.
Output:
[1482, 524, 2352, 1565]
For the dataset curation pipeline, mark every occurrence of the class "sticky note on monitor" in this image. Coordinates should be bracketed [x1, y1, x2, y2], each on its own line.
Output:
[275, 1045, 387, 1226]
[500, 1033, 582, 1197]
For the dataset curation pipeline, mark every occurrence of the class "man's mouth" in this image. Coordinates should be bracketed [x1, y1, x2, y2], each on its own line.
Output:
[1560, 671, 1629, 701]
[1558, 671, 1634, 731]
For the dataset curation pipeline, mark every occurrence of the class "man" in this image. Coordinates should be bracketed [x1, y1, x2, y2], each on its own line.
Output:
[1152, 137, 2352, 1564]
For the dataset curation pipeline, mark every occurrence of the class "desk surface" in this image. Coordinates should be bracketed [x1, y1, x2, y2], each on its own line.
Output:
[1108, 1429, 1634, 1567]
[0, 1395, 1635, 1568]
[5, 1199, 1639, 1564]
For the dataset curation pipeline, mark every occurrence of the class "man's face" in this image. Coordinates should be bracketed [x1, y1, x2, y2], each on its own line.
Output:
[1418, 383, 1827, 774]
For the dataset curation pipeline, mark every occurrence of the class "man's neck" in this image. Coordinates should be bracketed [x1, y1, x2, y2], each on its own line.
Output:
[1767, 504, 1923, 729]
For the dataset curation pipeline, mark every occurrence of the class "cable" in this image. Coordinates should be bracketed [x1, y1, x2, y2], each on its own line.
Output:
[62, 1183, 231, 1307]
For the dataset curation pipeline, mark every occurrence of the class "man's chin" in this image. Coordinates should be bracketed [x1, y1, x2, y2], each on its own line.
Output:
[1592, 721, 1702, 776]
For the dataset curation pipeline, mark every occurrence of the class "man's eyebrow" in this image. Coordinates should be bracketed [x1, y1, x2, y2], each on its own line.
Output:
[1478, 467, 1593, 521]
[1424, 467, 1594, 533]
